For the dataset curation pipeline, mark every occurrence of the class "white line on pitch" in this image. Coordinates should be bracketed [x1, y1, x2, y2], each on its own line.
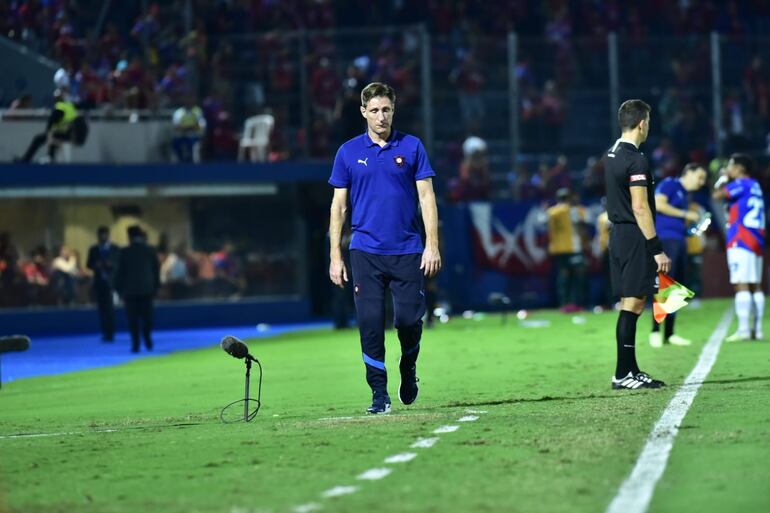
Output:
[433, 425, 459, 434]
[384, 452, 417, 463]
[605, 308, 733, 513]
[0, 429, 118, 440]
[291, 503, 322, 513]
[357, 468, 392, 481]
[458, 415, 479, 422]
[410, 437, 439, 448]
[321, 486, 359, 498]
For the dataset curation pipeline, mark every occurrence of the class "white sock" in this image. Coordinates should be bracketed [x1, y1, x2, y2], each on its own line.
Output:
[753, 291, 765, 333]
[735, 291, 752, 334]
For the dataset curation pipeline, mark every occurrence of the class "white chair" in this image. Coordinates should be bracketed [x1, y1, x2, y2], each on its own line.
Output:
[238, 114, 274, 162]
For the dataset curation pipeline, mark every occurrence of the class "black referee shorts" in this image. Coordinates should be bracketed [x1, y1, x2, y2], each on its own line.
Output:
[609, 224, 658, 298]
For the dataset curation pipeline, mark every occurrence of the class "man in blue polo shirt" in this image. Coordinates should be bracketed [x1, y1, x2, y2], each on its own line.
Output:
[328, 82, 441, 414]
[649, 162, 707, 347]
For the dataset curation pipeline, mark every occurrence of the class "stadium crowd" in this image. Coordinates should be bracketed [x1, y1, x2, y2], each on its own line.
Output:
[4, 0, 770, 168]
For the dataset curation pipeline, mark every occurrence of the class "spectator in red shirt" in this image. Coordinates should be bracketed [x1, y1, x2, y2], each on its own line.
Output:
[448, 136, 490, 203]
[450, 51, 485, 133]
[310, 57, 341, 122]
[541, 80, 566, 151]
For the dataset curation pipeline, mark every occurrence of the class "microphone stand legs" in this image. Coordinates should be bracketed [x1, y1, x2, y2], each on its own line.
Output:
[244, 358, 252, 422]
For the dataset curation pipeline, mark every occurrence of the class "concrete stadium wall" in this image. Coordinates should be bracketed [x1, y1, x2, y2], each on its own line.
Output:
[0, 117, 173, 163]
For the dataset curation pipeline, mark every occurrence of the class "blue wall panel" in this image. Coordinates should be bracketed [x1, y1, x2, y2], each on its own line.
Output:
[0, 298, 312, 336]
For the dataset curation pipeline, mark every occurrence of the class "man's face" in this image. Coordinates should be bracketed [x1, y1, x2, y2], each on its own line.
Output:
[682, 168, 707, 191]
[639, 113, 650, 142]
[360, 96, 394, 137]
[98, 231, 109, 244]
[726, 158, 741, 179]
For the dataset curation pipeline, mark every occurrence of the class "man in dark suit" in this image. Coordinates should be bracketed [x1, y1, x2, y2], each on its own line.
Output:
[115, 225, 160, 353]
[86, 226, 120, 342]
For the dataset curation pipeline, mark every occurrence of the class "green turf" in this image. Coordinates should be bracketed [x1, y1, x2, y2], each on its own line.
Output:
[1, 299, 768, 513]
[649, 309, 770, 513]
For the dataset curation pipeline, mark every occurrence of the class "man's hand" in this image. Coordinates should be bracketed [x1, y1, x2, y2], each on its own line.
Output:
[420, 246, 442, 278]
[684, 210, 700, 223]
[329, 256, 348, 288]
[654, 252, 672, 274]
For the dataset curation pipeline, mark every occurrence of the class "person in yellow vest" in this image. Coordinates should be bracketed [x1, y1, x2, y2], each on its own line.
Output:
[547, 188, 589, 312]
[595, 204, 613, 308]
[18, 89, 79, 163]
[171, 96, 207, 163]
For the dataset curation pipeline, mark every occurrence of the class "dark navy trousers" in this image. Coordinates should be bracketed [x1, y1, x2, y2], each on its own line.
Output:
[350, 250, 425, 395]
[651, 238, 687, 336]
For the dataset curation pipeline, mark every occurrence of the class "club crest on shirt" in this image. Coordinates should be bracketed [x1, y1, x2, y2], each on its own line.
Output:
[394, 155, 405, 167]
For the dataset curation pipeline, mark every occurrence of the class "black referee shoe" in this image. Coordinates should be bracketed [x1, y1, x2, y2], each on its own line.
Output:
[611, 371, 666, 390]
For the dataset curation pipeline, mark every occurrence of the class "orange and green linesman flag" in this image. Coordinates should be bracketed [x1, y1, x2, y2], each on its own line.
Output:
[653, 272, 695, 324]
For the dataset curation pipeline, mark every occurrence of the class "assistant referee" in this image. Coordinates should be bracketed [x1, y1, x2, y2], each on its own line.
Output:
[604, 99, 671, 390]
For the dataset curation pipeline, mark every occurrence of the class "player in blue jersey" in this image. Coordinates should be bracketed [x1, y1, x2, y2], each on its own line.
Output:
[713, 153, 766, 341]
[328, 82, 441, 414]
[649, 163, 707, 348]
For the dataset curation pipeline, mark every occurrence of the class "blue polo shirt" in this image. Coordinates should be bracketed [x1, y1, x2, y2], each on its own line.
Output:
[329, 130, 436, 255]
[655, 177, 687, 241]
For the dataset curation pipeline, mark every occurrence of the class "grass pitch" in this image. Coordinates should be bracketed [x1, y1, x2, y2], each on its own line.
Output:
[1, 299, 769, 513]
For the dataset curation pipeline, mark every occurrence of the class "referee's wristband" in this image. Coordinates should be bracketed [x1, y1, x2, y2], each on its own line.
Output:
[646, 236, 663, 256]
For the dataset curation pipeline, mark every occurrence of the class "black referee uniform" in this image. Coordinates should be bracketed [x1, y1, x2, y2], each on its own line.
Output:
[603, 138, 666, 389]
[605, 140, 658, 298]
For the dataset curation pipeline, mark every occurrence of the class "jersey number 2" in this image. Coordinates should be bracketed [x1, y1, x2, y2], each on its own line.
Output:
[743, 197, 765, 229]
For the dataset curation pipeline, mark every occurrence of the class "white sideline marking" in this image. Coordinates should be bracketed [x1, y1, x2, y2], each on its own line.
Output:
[384, 452, 417, 463]
[465, 409, 488, 414]
[292, 503, 322, 513]
[292, 413, 486, 511]
[605, 308, 733, 513]
[0, 429, 118, 440]
[410, 437, 439, 448]
[321, 486, 359, 498]
[357, 468, 392, 481]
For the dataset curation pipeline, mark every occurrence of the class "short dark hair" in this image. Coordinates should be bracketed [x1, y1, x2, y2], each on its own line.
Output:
[97, 226, 109, 236]
[681, 162, 705, 176]
[361, 82, 396, 107]
[618, 99, 651, 132]
[127, 225, 143, 239]
[730, 153, 755, 176]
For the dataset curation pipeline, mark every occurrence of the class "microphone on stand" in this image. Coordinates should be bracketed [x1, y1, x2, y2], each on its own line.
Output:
[220, 335, 253, 360]
[219, 335, 262, 422]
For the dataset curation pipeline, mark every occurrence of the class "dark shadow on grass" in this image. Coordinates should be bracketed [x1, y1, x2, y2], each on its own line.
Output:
[696, 375, 770, 386]
[444, 393, 628, 408]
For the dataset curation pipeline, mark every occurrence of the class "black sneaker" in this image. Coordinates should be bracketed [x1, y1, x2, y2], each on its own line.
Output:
[366, 393, 392, 414]
[398, 358, 419, 405]
[611, 371, 666, 390]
